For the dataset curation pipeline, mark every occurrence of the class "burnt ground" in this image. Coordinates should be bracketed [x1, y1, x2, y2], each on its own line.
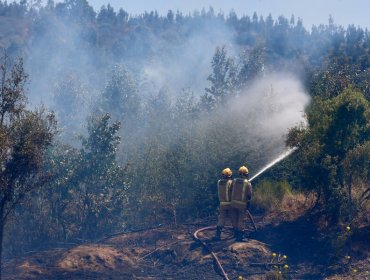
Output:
[3, 205, 370, 280]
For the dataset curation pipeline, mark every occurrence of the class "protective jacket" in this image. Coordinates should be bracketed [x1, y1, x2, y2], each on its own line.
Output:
[217, 178, 233, 209]
[231, 178, 252, 209]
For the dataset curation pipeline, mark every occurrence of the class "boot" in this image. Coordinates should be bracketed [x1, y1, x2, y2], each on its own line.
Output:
[235, 229, 243, 242]
[240, 230, 247, 242]
[233, 228, 239, 240]
[213, 226, 222, 241]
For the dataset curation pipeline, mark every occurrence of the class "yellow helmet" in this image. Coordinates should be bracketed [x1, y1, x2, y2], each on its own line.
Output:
[238, 166, 249, 175]
[221, 168, 232, 177]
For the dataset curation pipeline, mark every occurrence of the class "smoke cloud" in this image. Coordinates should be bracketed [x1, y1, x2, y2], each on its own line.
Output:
[234, 73, 309, 139]
[22, 8, 310, 169]
[139, 18, 235, 96]
[24, 12, 236, 138]
[201, 73, 310, 171]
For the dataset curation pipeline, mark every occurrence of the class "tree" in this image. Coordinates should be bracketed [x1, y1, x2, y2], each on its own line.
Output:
[117, 8, 129, 26]
[226, 10, 238, 27]
[287, 87, 370, 222]
[55, 0, 96, 24]
[310, 29, 370, 100]
[97, 4, 117, 26]
[75, 113, 126, 239]
[4, 113, 128, 252]
[237, 46, 265, 90]
[165, 9, 174, 25]
[203, 46, 237, 109]
[0, 56, 56, 278]
[99, 65, 140, 125]
[53, 75, 89, 141]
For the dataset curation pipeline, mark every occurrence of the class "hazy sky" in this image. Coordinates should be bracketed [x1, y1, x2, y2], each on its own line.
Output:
[84, 0, 370, 29]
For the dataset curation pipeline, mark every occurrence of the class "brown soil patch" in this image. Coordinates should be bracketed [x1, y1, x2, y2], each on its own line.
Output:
[3, 197, 369, 280]
[57, 244, 135, 271]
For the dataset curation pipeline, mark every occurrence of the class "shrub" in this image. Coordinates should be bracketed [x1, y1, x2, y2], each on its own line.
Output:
[252, 180, 292, 211]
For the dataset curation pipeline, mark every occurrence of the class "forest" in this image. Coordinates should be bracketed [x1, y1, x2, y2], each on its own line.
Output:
[0, 0, 369, 279]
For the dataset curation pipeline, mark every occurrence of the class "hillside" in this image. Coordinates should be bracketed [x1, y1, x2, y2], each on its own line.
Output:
[3, 199, 369, 280]
[0, 2, 369, 280]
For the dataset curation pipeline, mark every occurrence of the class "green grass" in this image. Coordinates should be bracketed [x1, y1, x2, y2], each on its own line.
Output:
[252, 180, 292, 211]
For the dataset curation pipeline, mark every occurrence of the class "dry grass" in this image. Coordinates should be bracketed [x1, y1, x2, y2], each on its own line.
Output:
[252, 180, 312, 213]
[252, 180, 291, 211]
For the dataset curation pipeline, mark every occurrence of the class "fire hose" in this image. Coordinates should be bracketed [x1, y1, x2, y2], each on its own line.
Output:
[193, 210, 256, 280]
[193, 225, 231, 280]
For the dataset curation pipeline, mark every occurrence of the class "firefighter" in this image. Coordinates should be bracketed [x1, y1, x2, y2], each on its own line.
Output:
[214, 167, 234, 241]
[230, 166, 252, 242]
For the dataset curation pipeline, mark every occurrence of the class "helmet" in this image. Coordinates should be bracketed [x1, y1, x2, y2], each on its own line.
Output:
[238, 166, 249, 175]
[221, 168, 232, 177]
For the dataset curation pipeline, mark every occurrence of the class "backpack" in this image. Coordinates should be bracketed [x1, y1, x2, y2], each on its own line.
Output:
[231, 178, 251, 209]
[217, 179, 232, 209]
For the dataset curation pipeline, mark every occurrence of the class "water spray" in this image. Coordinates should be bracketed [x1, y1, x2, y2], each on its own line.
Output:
[249, 147, 297, 182]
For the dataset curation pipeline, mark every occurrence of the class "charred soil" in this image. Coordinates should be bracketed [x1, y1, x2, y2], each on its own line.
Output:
[3, 201, 369, 280]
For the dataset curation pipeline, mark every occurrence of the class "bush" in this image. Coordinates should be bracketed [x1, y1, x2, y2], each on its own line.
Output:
[252, 180, 292, 211]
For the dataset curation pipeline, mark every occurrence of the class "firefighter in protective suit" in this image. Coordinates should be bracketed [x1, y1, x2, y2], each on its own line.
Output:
[214, 168, 234, 241]
[231, 166, 252, 242]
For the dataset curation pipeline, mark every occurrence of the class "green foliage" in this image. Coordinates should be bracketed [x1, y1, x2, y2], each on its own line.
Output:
[310, 28, 370, 100]
[203, 46, 237, 109]
[75, 113, 126, 238]
[237, 46, 265, 89]
[4, 113, 128, 255]
[0, 56, 56, 215]
[0, 55, 56, 273]
[252, 180, 292, 211]
[287, 87, 370, 222]
[2, 1, 370, 262]
[202, 45, 266, 110]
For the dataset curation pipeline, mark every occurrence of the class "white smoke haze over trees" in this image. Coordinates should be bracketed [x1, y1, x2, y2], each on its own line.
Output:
[24, 11, 237, 141]
[139, 19, 236, 95]
[2, 1, 368, 265]
[23, 9, 308, 164]
[25, 8, 237, 102]
[19, 8, 313, 233]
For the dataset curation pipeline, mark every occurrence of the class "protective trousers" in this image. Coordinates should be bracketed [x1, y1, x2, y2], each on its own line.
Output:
[233, 208, 246, 231]
[217, 207, 235, 227]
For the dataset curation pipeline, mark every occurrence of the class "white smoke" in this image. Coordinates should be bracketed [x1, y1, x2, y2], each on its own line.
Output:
[234, 73, 310, 139]
[140, 19, 236, 96]
[22, 7, 310, 166]
[201, 73, 310, 170]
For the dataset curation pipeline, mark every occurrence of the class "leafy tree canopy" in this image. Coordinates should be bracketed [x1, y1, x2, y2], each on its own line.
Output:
[287, 87, 370, 221]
